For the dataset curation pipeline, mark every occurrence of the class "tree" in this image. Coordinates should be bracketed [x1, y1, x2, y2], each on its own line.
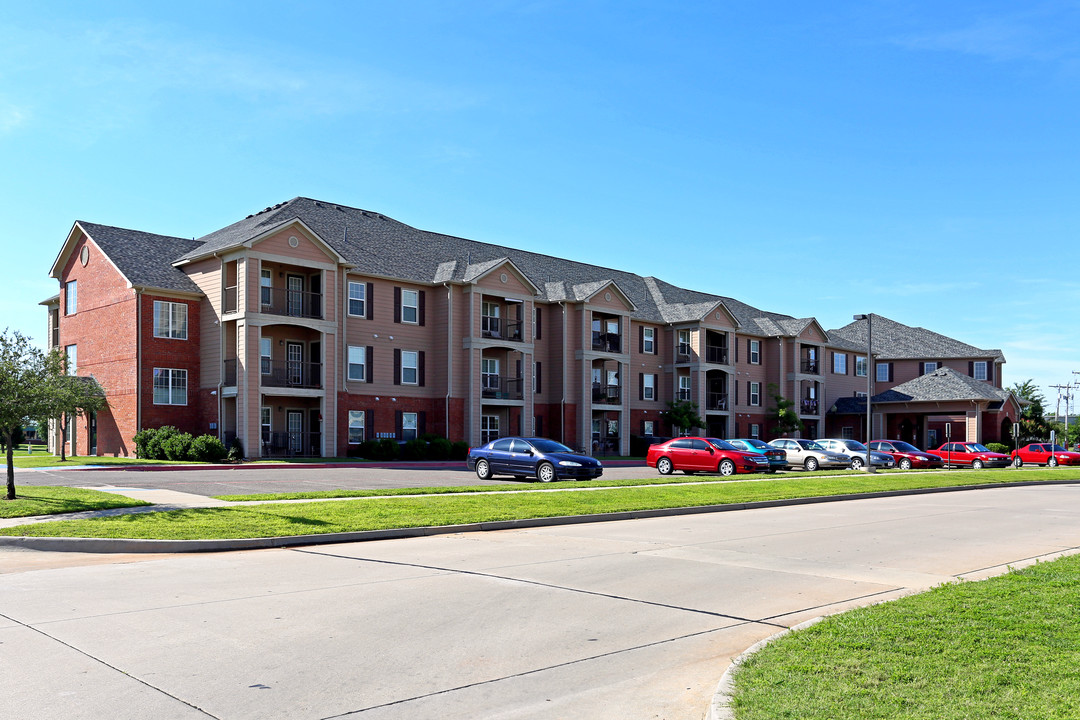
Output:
[45, 373, 106, 462]
[661, 399, 704, 436]
[1009, 379, 1051, 443]
[0, 330, 64, 500]
[767, 383, 804, 437]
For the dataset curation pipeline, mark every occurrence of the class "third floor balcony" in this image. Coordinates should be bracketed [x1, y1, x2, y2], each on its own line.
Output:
[224, 286, 323, 319]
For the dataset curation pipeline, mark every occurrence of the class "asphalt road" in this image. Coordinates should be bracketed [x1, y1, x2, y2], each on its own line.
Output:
[4, 483, 1080, 719]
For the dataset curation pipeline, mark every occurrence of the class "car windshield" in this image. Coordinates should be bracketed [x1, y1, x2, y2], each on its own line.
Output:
[529, 439, 573, 453]
[892, 441, 921, 452]
[801, 440, 825, 451]
[1047, 444, 1066, 451]
[965, 443, 991, 453]
[843, 440, 868, 451]
[706, 438, 737, 451]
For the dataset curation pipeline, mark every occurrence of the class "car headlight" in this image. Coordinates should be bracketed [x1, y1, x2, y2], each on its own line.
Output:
[558, 460, 582, 467]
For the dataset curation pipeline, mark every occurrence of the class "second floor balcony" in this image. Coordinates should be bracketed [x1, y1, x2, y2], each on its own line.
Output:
[592, 331, 621, 354]
[676, 387, 692, 401]
[705, 345, 728, 364]
[481, 375, 524, 400]
[592, 384, 622, 404]
[801, 398, 819, 415]
[224, 286, 323, 319]
[706, 392, 728, 411]
[481, 316, 523, 342]
[800, 359, 820, 374]
[263, 360, 322, 389]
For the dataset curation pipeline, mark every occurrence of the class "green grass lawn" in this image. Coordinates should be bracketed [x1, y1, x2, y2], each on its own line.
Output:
[2, 467, 1075, 539]
[0, 486, 151, 518]
[731, 552, 1080, 719]
[7, 445, 199, 469]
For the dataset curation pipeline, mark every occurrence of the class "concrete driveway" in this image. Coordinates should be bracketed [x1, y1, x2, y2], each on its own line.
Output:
[3, 483, 1080, 719]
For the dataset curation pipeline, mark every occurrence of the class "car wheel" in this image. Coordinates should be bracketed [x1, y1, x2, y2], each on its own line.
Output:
[1049, 457, 1059, 467]
[537, 462, 556, 483]
[899, 458, 912, 470]
[850, 456, 864, 470]
[1013, 457, 1023, 468]
[804, 457, 819, 472]
[656, 457, 674, 475]
[972, 459, 984, 470]
[718, 459, 736, 476]
[475, 459, 493, 480]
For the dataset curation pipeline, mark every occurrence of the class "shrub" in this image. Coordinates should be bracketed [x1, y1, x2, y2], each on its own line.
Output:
[377, 438, 400, 461]
[450, 441, 469, 461]
[162, 431, 194, 461]
[358, 439, 380, 460]
[426, 437, 452, 460]
[985, 442, 1009, 454]
[401, 438, 428, 461]
[190, 434, 227, 462]
[227, 436, 245, 462]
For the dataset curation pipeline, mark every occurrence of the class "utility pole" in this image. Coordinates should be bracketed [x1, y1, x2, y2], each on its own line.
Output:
[1050, 382, 1076, 447]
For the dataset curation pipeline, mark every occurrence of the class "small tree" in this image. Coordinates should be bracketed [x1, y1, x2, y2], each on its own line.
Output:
[661, 399, 704, 436]
[47, 374, 107, 461]
[1010, 379, 1051, 443]
[1, 330, 65, 500]
[767, 383, 804, 437]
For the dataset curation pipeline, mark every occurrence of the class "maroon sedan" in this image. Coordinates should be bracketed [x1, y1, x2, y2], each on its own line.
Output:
[928, 442, 1011, 469]
[1011, 443, 1080, 468]
[646, 437, 770, 476]
[869, 440, 944, 470]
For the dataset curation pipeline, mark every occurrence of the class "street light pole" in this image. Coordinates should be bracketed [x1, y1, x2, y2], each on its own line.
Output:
[853, 314, 875, 473]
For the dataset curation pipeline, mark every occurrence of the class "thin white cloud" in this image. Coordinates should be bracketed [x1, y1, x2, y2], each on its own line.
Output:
[0, 102, 28, 134]
[893, 8, 1080, 64]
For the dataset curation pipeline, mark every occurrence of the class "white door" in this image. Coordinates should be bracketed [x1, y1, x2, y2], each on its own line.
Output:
[287, 410, 303, 453]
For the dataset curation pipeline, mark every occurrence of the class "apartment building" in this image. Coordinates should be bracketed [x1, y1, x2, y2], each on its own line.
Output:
[44, 197, 1022, 458]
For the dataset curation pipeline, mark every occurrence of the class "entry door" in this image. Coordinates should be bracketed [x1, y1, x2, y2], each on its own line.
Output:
[88, 412, 97, 455]
[308, 409, 321, 456]
[287, 410, 303, 454]
[287, 275, 304, 316]
[287, 342, 303, 386]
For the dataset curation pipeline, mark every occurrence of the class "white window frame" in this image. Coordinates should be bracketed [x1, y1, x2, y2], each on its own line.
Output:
[402, 411, 418, 441]
[482, 357, 500, 391]
[643, 373, 656, 400]
[347, 281, 366, 317]
[855, 356, 868, 377]
[260, 268, 272, 307]
[153, 301, 188, 340]
[973, 361, 987, 380]
[749, 423, 760, 439]
[65, 344, 77, 375]
[833, 353, 847, 374]
[348, 410, 365, 444]
[401, 350, 419, 385]
[750, 381, 761, 407]
[348, 346, 366, 382]
[643, 327, 655, 354]
[643, 420, 655, 436]
[261, 406, 271, 443]
[677, 329, 691, 356]
[855, 391, 868, 398]
[749, 340, 760, 364]
[481, 415, 500, 444]
[678, 374, 691, 395]
[876, 362, 890, 382]
[401, 289, 419, 324]
[153, 368, 188, 405]
[65, 280, 77, 315]
[260, 337, 272, 375]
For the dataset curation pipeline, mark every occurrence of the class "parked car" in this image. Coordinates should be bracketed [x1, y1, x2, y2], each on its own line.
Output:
[927, 442, 1011, 469]
[1011, 443, 1080, 468]
[646, 436, 770, 476]
[869, 440, 945, 470]
[467, 437, 603, 482]
[728, 438, 787, 473]
[817, 438, 896, 470]
[768, 438, 851, 471]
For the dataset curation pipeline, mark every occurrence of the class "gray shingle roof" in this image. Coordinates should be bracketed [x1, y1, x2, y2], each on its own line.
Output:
[79, 221, 203, 294]
[872, 367, 1011, 404]
[828, 313, 1001, 361]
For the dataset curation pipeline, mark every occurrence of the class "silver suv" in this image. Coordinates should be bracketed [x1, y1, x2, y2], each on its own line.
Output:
[769, 438, 851, 471]
[817, 438, 896, 470]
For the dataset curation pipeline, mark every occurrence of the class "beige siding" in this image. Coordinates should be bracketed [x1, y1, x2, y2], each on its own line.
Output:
[184, 257, 223, 388]
[253, 226, 339, 264]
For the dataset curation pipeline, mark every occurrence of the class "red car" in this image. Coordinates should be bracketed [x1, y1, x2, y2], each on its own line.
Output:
[928, 442, 1011, 469]
[1011, 443, 1080, 468]
[869, 440, 944, 470]
[646, 437, 770, 476]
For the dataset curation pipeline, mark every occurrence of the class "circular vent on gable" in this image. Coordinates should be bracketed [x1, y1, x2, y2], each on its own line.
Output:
[500, 273, 508, 283]
[288, 236, 299, 248]
[605, 291, 612, 302]
[80, 246, 89, 266]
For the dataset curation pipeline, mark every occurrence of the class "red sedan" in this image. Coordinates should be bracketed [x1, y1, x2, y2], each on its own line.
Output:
[869, 440, 944, 470]
[646, 437, 770, 476]
[928, 442, 1011, 469]
[1011, 443, 1080, 468]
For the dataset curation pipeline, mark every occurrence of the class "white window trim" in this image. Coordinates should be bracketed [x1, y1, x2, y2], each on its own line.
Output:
[750, 381, 761, 407]
[643, 327, 655, 354]
[876, 362, 889, 382]
[749, 340, 760, 364]
[347, 281, 366, 317]
[401, 289, 419, 324]
[347, 346, 366, 382]
[834, 353, 847, 374]
[348, 410, 365, 444]
[402, 411, 418, 441]
[401, 350, 419, 385]
[152, 368, 188, 406]
[260, 337, 272, 375]
[644, 373, 655, 400]
[973, 361, 987, 380]
[260, 269, 272, 307]
[65, 345, 77, 375]
[65, 280, 77, 315]
[855, 356, 868, 377]
[153, 300, 188, 340]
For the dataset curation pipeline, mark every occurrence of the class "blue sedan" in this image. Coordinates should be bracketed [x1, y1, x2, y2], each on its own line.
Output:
[467, 437, 603, 482]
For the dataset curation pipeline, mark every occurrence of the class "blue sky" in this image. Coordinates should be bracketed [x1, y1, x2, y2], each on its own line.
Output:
[2, 1, 1078, 409]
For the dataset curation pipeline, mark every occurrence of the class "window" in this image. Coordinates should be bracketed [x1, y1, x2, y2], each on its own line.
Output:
[855, 391, 867, 398]
[924, 361, 937, 374]
[348, 410, 365, 444]
[348, 281, 366, 317]
[749, 340, 760, 364]
[833, 353, 847, 374]
[65, 280, 77, 315]
[481, 415, 500, 443]
[855, 356, 868, 377]
[973, 361, 987, 380]
[643, 420, 655, 436]
[643, 373, 655, 400]
[153, 368, 187, 405]
[678, 329, 691, 356]
[401, 289, 419, 324]
[678, 374, 691, 400]
[260, 337, 272, 374]
[261, 269, 272, 307]
[261, 407, 271, 444]
[750, 382, 761, 407]
[876, 362, 890, 382]
[153, 301, 188, 339]
[401, 350, 418, 384]
[402, 412, 418, 441]
[842, 426, 854, 440]
[65, 345, 77, 375]
[749, 423, 760, 439]
[348, 346, 366, 381]
[482, 357, 500, 392]
[643, 327, 655, 354]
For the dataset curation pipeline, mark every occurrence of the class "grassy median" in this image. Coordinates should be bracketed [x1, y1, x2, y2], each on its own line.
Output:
[1, 467, 1075, 539]
[731, 552, 1080, 719]
[0, 486, 150, 518]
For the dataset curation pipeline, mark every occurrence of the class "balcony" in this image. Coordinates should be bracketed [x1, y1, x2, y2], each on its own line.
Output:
[801, 399, 819, 415]
[677, 343, 692, 359]
[706, 392, 728, 411]
[800, 359, 820, 374]
[705, 345, 728, 364]
[592, 332, 621, 354]
[676, 387, 692, 401]
[224, 286, 238, 314]
[261, 287, 323, 319]
[481, 316, 523, 342]
[262, 360, 323, 389]
[481, 376, 524, 400]
[222, 358, 238, 386]
[591, 384, 621, 404]
[262, 431, 322, 458]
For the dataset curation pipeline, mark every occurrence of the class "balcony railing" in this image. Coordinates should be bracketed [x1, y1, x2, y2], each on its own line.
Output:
[481, 376, 524, 400]
[676, 387, 692, 401]
[262, 431, 322, 458]
[677, 343, 692, 358]
[262, 360, 322, 389]
[591, 384, 621, 404]
[705, 345, 728, 364]
[706, 392, 728, 411]
[481, 317, 523, 342]
[222, 358, 238, 386]
[260, 287, 323, 319]
[224, 286, 238, 314]
[801, 399, 819, 415]
[592, 332, 621, 354]
[800, 359, 820, 374]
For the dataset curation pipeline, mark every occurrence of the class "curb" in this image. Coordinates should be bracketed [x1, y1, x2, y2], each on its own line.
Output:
[1, 479, 1075, 554]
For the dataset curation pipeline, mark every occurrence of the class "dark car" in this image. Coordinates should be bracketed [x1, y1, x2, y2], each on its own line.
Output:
[728, 438, 787, 472]
[869, 440, 944, 470]
[1011, 443, 1080, 468]
[927, 442, 1011, 469]
[646, 436, 770, 476]
[466, 437, 603, 482]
